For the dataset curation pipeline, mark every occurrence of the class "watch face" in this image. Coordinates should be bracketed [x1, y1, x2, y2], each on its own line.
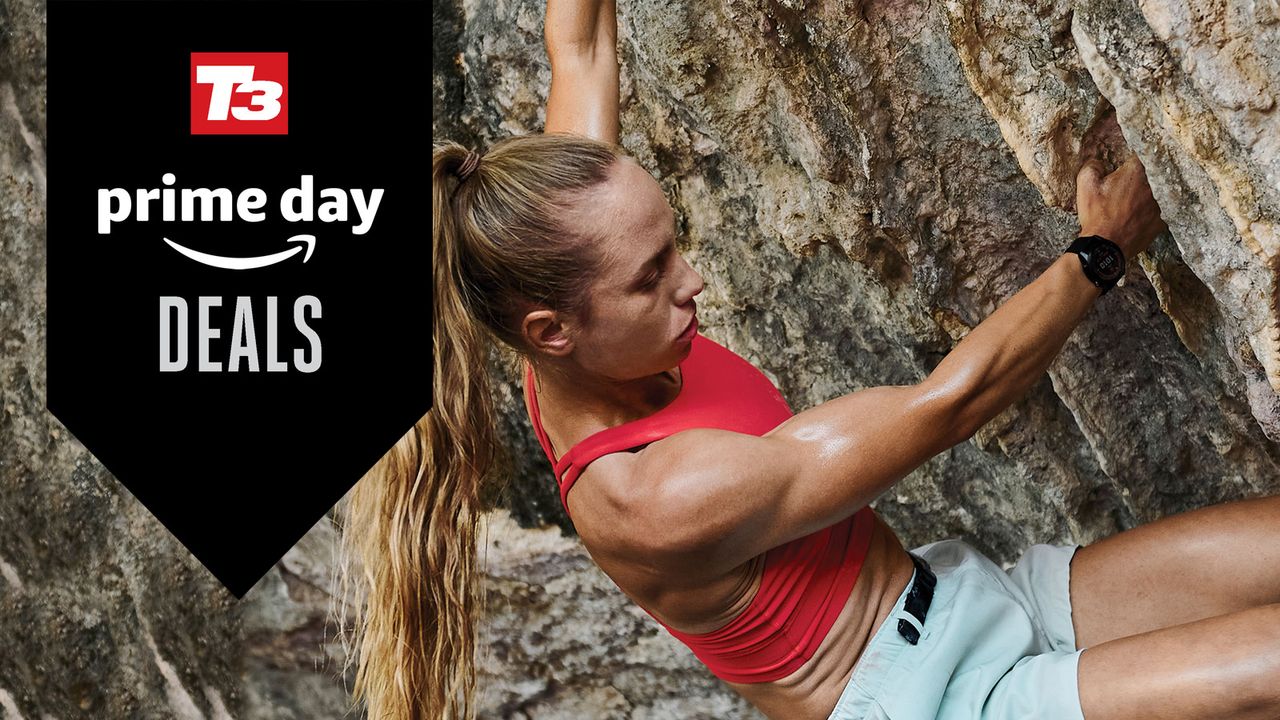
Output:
[1092, 243, 1124, 280]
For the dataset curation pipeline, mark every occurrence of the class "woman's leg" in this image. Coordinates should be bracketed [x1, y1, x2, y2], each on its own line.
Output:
[1069, 493, 1280, 649]
[1077, 603, 1280, 720]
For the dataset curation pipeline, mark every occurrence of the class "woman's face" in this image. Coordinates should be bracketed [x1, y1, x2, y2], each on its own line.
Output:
[540, 157, 705, 380]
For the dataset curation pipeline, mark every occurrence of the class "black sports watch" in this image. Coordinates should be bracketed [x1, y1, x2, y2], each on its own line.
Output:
[1066, 235, 1125, 295]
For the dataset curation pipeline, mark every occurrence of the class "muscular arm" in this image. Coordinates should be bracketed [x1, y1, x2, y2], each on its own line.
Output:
[926, 252, 1101, 442]
[623, 154, 1167, 576]
[544, 0, 620, 143]
[628, 253, 1103, 574]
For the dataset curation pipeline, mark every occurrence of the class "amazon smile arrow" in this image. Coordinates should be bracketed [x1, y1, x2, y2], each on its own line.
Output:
[162, 234, 316, 269]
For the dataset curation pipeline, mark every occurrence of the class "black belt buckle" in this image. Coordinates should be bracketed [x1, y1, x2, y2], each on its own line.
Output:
[896, 552, 936, 645]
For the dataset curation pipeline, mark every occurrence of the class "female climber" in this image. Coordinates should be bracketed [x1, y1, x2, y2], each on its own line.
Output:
[385, 0, 1280, 718]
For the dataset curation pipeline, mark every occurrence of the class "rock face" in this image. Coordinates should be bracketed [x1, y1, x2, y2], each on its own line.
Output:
[435, 0, 1280, 717]
[3, 0, 1278, 717]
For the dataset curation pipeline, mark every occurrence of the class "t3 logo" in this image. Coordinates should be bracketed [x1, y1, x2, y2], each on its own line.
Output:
[190, 52, 288, 135]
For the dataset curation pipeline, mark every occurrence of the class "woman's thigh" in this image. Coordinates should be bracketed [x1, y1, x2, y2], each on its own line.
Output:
[1069, 493, 1280, 649]
[1077, 603, 1280, 720]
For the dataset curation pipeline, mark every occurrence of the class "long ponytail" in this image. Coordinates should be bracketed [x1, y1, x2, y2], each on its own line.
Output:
[335, 133, 625, 719]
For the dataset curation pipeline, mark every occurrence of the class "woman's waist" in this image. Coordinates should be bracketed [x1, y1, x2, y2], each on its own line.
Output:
[722, 513, 915, 719]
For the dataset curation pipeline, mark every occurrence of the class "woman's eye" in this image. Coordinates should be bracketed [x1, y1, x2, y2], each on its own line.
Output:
[644, 270, 665, 288]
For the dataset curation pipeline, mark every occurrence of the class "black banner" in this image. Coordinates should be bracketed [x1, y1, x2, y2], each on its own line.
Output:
[47, 0, 431, 597]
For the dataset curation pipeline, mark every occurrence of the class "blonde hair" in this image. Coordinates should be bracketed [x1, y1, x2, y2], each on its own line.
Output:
[334, 133, 626, 719]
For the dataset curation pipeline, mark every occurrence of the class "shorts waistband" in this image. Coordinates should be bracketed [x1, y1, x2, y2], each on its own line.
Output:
[827, 552, 942, 717]
[897, 552, 937, 645]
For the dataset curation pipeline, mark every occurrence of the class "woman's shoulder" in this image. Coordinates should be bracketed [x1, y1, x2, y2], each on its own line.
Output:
[571, 445, 766, 631]
[568, 434, 703, 559]
[569, 429, 740, 561]
[566, 447, 650, 551]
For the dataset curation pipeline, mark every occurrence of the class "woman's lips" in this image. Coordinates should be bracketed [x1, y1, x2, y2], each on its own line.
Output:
[678, 316, 698, 341]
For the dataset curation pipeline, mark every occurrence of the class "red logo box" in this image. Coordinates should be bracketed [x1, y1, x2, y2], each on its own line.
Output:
[190, 52, 288, 135]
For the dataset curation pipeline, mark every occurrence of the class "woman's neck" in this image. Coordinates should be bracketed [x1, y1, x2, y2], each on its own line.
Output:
[531, 360, 683, 431]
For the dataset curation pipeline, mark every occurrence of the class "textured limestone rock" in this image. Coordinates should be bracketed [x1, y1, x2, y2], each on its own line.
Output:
[942, 0, 1280, 440]
[942, 0, 1102, 211]
[3, 0, 1278, 716]
[1072, 0, 1280, 435]
[0, 0, 361, 716]
[475, 511, 761, 719]
[435, 0, 1280, 716]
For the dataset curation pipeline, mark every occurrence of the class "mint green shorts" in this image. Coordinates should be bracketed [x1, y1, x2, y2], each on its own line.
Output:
[826, 539, 1085, 720]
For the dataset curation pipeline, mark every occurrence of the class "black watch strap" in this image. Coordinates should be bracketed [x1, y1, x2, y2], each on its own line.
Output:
[1066, 235, 1125, 295]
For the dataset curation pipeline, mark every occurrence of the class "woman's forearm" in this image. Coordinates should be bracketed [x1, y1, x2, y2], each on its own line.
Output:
[925, 250, 1103, 443]
[928, 153, 1168, 444]
[545, 0, 617, 57]
[542, 0, 620, 142]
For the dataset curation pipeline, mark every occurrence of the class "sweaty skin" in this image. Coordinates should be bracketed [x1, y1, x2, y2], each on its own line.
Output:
[540, 399, 917, 718]
[527, 2, 1280, 719]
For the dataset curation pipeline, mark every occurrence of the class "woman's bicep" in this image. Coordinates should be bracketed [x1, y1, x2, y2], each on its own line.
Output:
[762, 384, 963, 538]
[622, 428, 802, 574]
[628, 385, 962, 574]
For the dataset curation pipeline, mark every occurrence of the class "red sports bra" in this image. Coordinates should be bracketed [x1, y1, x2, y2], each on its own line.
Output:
[523, 332, 876, 683]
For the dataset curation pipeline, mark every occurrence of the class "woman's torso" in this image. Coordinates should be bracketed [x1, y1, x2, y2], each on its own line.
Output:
[530, 361, 916, 720]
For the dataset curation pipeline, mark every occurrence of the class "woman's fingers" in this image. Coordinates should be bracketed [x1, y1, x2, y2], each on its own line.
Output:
[1077, 158, 1107, 196]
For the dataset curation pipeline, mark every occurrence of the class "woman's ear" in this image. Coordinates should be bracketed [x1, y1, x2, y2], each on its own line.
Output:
[522, 309, 576, 358]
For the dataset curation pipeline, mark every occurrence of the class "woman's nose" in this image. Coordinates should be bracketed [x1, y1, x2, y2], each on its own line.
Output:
[678, 257, 704, 304]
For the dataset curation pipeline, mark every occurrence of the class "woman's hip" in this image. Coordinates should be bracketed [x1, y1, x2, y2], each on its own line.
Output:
[826, 538, 1085, 720]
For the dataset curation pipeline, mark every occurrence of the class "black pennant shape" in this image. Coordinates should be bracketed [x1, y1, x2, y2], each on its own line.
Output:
[47, 0, 432, 598]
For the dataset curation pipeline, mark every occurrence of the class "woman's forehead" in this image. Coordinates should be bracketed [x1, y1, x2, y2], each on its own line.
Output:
[600, 159, 672, 232]
[581, 160, 674, 267]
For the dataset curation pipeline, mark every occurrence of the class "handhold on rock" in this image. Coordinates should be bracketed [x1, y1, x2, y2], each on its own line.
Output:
[1073, 99, 1131, 214]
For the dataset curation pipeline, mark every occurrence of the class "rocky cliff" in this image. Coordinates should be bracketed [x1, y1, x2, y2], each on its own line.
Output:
[0, 0, 1276, 718]
[436, 0, 1280, 717]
